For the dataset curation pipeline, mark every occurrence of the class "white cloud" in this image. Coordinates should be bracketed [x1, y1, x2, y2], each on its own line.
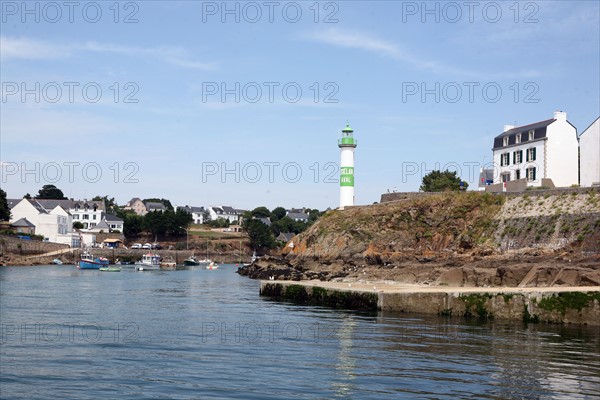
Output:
[305, 28, 542, 79]
[0, 36, 217, 70]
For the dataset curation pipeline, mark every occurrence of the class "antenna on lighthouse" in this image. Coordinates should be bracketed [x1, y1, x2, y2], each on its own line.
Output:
[338, 122, 357, 209]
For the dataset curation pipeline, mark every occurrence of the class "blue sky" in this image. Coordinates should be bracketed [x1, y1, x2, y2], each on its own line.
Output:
[1, 0, 599, 210]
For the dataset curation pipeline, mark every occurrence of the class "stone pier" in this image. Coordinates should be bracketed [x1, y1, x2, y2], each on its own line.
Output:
[260, 280, 600, 325]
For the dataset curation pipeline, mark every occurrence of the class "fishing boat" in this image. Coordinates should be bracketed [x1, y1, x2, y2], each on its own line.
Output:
[99, 266, 121, 272]
[135, 253, 161, 271]
[160, 257, 176, 270]
[78, 251, 110, 269]
[183, 255, 201, 267]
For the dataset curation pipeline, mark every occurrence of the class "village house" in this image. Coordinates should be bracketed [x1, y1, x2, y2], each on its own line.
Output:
[492, 111, 579, 188]
[579, 117, 600, 187]
[9, 199, 76, 246]
[176, 205, 205, 224]
[208, 206, 243, 224]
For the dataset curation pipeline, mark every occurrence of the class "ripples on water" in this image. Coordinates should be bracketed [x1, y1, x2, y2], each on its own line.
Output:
[1, 266, 598, 399]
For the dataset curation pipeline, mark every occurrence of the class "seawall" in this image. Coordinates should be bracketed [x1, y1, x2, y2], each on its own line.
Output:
[260, 281, 600, 325]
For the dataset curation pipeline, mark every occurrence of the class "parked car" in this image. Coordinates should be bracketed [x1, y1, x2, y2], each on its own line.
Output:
[142, 243, 152, 249]
[131, 243, 142, 249]
[151, 243, 162, 250]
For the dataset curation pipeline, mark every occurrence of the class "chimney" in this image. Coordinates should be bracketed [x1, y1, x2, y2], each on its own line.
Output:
[554, 110, 567, 121]
[503, 124, 515, 132]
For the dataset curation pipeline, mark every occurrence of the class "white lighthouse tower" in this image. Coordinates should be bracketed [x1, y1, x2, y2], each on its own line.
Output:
[338, 123, 357, 209]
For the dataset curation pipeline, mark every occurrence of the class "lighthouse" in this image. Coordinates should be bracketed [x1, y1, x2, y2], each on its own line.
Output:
[338, 123, 357, 209]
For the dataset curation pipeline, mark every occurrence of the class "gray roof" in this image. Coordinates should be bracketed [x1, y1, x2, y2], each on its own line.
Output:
[178, 205, 204, 213]
[91, 220, 111, 231]
[103, 214, 123, 223]
[221, 206, 237, 214]
[27, 200, 48, 214]
[145, 202, 166, 210]
[127, 197, 142, 205]
[277, 232, 294, 242]
[11, 217, 35, 228]
[287, 212, 309, 221]
[35, 199, 104, 212]
[7, 199, 20, 209]
[493, 118, 554, 150]
[257, 217, 271, 226]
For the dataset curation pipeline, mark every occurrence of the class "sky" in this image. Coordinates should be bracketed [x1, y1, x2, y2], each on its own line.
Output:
[1, 0, 599, 211]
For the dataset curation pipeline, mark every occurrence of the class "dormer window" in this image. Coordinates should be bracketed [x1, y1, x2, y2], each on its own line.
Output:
[528, 130, 534, 140]
[516, 133, 521, 144]
[503, 137, 509, 146]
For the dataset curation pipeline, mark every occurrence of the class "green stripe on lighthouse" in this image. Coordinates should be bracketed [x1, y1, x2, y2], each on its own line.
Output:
[340, 166, 354, 187]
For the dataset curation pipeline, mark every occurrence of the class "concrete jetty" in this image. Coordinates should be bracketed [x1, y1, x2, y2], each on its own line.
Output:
[260, 280, 600, 325]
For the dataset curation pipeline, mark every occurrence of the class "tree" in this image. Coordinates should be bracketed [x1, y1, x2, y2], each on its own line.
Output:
[420, 170, 469, 192]
[73, 221, 84, 229]
[24, 193, 31, 199]
[36, 184, 66, 199]
[123, 213, 144, 237]
[0, 189, 10, 221]
[251, 206, 271, 218]
[244, 218, 275, 250]
[92, 195, 118, 214]
[202, 209, 211, 224]
[270, 207, 287, 222]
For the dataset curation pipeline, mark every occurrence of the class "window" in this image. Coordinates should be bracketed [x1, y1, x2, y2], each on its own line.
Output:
[93, 215, 97, 220]
[526, 167, 537, 182]
[90, 223, 96, 228]
[516, 133, 521, 144]
[503, 137, 509, 146]
[501, 153, 510, 166]
[73, 214, 79, 220]
[526, 147, 537, 162]
[502, 173, 511, 183]
[515, 170, 521, 180]
[83, 214, 89, 220]
[528, 130, 534, 140]
[513, 150, 523, 164]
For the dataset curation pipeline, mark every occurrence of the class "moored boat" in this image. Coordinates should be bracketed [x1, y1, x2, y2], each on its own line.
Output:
[183, 255, 200, 267]
[135, 253, 161, 271]
[78, 252, 110, 269]
[206, 261, 219, 270]
[52, 258, 63, 265]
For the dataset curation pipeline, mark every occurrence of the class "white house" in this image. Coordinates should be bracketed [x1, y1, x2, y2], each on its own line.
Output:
[579, 117, 600, 187]
[492, 111, 579, 187]
[9, 199, 76, 246]
[208, 206, 243, 224]
[103, 214, 124, 232]
[176, 205, 205, 225]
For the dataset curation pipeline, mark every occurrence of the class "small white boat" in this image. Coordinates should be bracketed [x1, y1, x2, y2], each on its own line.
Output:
[135, 253, 161, 271]
[206, 261, 219, 270]
[243, 251, 259, 267]
[52, 258, 63, 265]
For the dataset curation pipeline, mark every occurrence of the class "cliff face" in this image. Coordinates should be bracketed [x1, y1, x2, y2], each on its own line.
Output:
[240, 190, 600, 287]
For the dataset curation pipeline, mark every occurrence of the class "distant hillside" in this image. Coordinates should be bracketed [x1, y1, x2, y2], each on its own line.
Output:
[240, 190, 600, 287]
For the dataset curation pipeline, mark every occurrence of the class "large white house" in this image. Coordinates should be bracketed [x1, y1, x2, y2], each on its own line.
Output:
[176, 205, 205, 225]
[9, 199, 76, 245]
[208, 206, 244, 224]
[579, 117, 600, 187]
[492, 111, 579, 188]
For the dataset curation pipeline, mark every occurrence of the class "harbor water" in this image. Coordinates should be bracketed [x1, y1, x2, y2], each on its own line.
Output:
[1, 265, 599, 399]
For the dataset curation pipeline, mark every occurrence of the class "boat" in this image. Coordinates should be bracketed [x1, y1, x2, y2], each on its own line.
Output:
[183, 255, 201, 266]
[99, 266, 121, 272]
[160, 257, 176, 270]
[78, 251, 110, 269]
[206, 261, 219, 270]
[52, 258, 63, 265]
[135, 253, 161, 271]
[243, 251, 259, 267]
